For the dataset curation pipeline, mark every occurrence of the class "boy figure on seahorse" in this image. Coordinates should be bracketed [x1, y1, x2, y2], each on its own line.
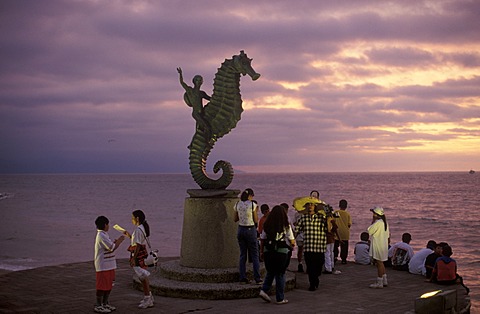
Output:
[177, 67, 213, 146]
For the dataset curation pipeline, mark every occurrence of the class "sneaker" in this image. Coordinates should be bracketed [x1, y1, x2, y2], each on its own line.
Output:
[333, 270, 342, 275]
[369, 278, 384, 289]
[255, 279, 263, 285]
[298, 264, 304, 273]
[276, 299, 289, 305]
[102, 304, 116, 311]
[138, 296, 154, 309]
[94, 305, 111, 313]
[259, 290, 271, 303]
[239, 278, 250, 284]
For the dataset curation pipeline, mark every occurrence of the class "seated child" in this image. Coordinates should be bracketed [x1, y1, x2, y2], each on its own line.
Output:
[354, 232, 371, 265]
[430, 245, 469, 294]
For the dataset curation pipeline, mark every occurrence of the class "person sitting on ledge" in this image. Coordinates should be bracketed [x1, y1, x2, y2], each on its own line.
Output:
[425, 242, 447, 280]
[388, 232, 414, 271]
[408, 240, 436, 275]
[354, 232, 371, 265]
[429, 244, 469, 294]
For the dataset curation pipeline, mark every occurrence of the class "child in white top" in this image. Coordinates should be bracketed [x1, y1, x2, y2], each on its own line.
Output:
[354, 232, 371, 265]
[94, 216, 125, 313]
[124, 209, 155, 309]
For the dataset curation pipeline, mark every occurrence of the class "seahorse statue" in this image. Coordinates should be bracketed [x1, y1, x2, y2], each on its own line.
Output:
[179, 51, 260, 190]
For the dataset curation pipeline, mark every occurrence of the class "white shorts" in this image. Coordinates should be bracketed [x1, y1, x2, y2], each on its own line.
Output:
[133, 266, 150, 280]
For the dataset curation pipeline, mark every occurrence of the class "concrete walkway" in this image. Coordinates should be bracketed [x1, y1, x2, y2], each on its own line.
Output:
[0, 257, 471, 313]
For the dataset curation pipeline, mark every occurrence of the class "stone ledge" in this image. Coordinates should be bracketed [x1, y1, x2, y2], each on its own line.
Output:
[159, 260, 265, 283]
[133, 259, 296, 299]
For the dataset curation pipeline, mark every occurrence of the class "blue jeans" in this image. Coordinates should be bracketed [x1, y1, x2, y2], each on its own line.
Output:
[237, 226, 261, 281]
[262, 251, 288, 302]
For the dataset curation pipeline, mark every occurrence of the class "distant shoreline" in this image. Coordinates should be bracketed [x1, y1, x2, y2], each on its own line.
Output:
[0, 269, 13, 276]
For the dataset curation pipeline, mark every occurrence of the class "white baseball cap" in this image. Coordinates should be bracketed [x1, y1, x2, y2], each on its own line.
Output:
[370, 206, 385, 216]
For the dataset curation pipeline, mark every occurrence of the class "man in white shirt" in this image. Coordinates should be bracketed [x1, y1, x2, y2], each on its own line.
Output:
[388, 232, 414, 271]
[408, 240, 436, 275]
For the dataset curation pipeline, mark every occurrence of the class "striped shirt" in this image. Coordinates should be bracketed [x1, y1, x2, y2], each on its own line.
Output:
[94, 230, 116, 272]
[295, 213, 327, 253]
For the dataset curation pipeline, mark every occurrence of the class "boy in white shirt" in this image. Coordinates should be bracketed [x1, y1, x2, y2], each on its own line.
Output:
[94, 216, 125, 313]
[354, 232, 371, 265]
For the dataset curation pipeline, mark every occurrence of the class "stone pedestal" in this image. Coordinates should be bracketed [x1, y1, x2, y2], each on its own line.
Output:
[180, 189, 240, 269]
[142, 189, 297, 299]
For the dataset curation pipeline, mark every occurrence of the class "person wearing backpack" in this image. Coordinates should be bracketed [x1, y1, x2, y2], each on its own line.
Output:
[258, 205, 295, 304]
[388, 233, 414, 271]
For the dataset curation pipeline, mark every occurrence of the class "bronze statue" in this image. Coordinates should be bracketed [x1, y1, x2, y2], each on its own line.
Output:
[178, 51, 260, 190]
[177, 68, 212, 143]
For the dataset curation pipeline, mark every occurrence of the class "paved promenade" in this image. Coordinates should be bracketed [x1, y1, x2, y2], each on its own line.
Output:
[0, 257, 471, 314]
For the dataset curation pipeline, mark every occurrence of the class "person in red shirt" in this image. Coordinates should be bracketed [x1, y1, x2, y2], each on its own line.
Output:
[430, 245, 469, 294]
[257, 204, 270, 235]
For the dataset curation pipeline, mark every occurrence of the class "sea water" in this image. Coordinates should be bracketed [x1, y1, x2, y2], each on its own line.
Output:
[0, 172, 478, 308]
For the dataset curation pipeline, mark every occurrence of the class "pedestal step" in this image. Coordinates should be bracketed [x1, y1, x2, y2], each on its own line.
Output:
[158, 260, 262, 283]
[133, 259, 296, 299]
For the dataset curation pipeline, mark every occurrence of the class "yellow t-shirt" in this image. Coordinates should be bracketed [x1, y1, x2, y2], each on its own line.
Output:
[334, 210, 351, 240]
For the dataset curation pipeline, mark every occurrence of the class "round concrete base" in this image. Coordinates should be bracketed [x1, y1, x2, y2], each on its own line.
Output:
[135, 259, 296, 300]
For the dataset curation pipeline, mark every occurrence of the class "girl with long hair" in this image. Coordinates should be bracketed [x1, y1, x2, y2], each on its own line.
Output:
[124, 209, 154, 309]
[258, 205, 295, 304]
[367, 206, 390, 288]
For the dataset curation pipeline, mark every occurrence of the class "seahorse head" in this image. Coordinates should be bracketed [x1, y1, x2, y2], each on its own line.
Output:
[232, 50, 261, 81]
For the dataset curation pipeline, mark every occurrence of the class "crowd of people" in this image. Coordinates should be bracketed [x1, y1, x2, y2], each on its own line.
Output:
[232, 187, 470, 305]
[91, 188, 469, 311]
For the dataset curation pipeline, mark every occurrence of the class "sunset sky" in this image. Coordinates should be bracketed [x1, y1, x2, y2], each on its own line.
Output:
[1, 0, 479, 173]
